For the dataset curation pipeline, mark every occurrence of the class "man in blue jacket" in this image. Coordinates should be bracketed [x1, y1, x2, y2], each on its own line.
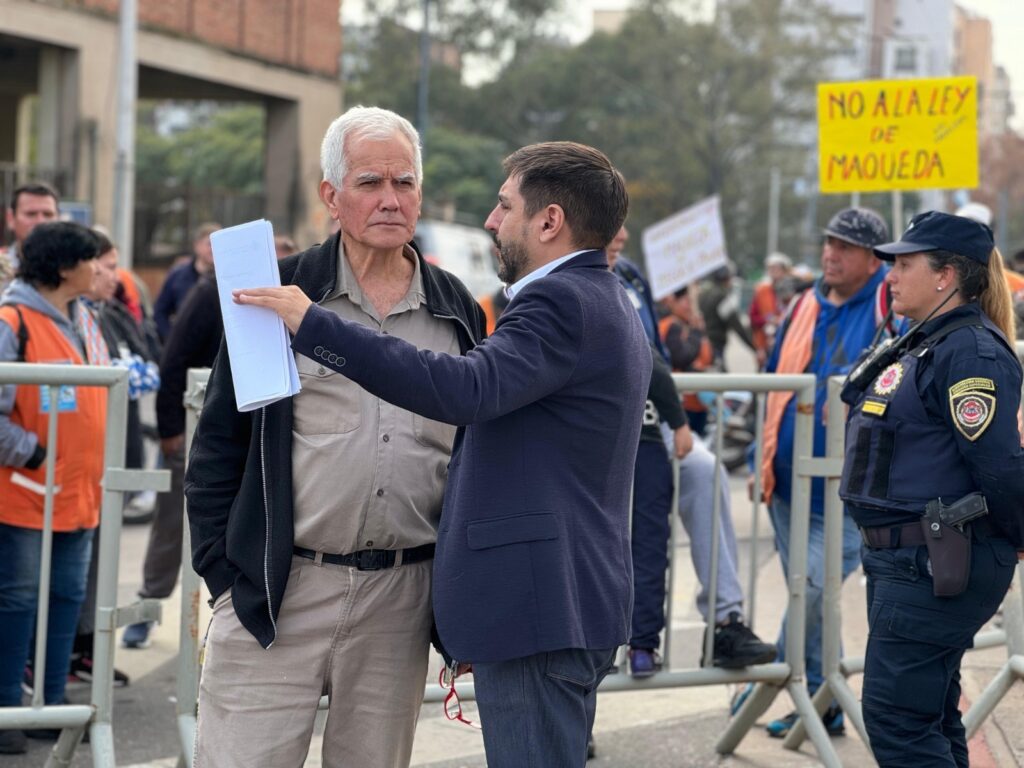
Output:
[239, 141, 651, 768]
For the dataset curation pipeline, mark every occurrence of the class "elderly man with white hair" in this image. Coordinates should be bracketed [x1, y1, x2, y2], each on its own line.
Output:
[183, 106, 485, 768]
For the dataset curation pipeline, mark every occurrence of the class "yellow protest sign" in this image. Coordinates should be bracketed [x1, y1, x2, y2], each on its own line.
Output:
[817, 76, 978, 193]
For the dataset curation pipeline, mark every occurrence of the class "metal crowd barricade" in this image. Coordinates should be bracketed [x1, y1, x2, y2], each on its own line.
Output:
[784, 375, 1023, 753]
[177, 370, 840, 765]
[0, 363, 168, 768]
[174, 368, 210, 767]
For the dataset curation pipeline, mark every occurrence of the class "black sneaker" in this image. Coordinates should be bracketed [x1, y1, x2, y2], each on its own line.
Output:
[705, 612, 777, 669]
[69, 652, 130, 687]
[0, 729, 27, 754]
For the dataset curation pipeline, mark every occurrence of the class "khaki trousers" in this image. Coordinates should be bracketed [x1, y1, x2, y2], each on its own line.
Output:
[194, 555, 433, 768]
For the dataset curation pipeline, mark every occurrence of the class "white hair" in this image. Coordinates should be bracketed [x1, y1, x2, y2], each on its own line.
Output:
[320, 106, 423, 189]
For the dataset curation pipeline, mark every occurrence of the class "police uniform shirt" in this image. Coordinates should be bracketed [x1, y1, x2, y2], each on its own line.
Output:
[843, 303, 1024, 544]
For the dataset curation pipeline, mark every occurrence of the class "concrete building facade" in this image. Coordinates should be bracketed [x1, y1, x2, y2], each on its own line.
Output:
[0, 0, 343, 260]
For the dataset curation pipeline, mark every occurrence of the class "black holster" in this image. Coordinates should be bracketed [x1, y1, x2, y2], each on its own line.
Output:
[920, 503, 971, 597]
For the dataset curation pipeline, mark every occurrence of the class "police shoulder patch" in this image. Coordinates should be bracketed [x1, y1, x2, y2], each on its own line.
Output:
[949, 377, 996, 441]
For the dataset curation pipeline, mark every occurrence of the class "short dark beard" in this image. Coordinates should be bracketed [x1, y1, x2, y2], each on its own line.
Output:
[496, 238, 529, 284]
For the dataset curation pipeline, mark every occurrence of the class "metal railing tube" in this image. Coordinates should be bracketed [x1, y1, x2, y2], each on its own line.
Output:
[176, 369, 209, 767]
[32, 386, 60, 709]
[747, 393, 766, 631]
[80, 370, 130, 762]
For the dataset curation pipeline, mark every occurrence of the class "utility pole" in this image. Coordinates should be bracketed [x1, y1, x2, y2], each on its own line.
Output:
[417, 0, 430, 150]
[113, 0, 138, 268]
[766, 167, 781, 256]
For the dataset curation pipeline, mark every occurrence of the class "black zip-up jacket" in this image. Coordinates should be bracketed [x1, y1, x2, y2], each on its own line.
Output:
[642, 348, 687, 443]
[156, 276, 223, 439]
[183, 234, 486, 648]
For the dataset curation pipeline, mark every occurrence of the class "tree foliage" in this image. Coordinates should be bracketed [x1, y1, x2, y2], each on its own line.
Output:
[356, 0, 561, 56]
[137, 103, 265, 194]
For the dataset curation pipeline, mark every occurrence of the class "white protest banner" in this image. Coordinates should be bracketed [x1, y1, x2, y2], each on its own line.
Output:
[642, 195, 728, 300]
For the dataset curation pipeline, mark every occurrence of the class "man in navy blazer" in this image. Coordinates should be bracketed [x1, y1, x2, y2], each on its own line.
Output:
[237, 142, 652, 767]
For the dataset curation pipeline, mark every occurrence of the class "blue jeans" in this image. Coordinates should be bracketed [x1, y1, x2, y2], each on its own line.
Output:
[767, 496, 861, 692]
[0, 523, 94, 706]
[473, 647, 615, 768]
[861, 537, 1016, 767]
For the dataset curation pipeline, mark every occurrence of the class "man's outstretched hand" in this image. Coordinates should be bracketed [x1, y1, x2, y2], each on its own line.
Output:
[232, 286, 313, 333]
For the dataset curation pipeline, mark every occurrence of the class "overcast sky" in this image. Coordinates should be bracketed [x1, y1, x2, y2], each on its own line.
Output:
[958, 0, 1024, 122]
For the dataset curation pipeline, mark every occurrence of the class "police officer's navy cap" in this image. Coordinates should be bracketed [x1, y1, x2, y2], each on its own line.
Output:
[873, 211, 994, 265]
[824, 207, 889, 250]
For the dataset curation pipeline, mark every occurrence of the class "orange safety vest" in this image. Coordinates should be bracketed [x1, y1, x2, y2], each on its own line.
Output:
[0, 305, 107, 531]
[1005, 269, 1024, 296]
[116, 267, 144, 323]
[760, 293, 821, 501]
[658, 315, 713, 412]
[479, 293, 499, 336]
[749, 281, 780, 354]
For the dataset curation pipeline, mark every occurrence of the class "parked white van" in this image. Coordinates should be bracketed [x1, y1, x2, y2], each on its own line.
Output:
[414, 220, 503, 300]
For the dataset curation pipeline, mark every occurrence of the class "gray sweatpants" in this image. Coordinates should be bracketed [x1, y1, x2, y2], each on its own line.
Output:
[676, 438, 745, 624]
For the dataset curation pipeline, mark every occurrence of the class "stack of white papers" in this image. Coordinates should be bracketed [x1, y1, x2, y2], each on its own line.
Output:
[210, 219, 301, 412]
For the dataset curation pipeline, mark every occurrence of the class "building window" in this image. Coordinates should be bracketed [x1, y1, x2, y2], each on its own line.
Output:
[894, 46, 917, 72]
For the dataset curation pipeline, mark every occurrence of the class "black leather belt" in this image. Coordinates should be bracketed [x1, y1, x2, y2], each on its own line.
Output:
[293, 543, 434, 571]
[860, 522, 926, 549]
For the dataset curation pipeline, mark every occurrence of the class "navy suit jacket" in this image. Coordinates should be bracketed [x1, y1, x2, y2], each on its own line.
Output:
[291, 249, 652, 663]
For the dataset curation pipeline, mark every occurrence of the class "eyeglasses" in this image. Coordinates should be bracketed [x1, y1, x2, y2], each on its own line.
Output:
[438, 666, 481, 730]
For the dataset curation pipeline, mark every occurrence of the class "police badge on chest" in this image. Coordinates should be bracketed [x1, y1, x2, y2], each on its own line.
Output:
[861, 362, 905, 417]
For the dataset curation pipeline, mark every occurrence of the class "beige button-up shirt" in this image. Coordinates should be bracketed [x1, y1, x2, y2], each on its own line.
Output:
[291, 245, 460, 554]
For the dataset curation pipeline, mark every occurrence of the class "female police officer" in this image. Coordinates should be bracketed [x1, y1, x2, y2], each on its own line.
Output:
[839, 211, 1024, 767]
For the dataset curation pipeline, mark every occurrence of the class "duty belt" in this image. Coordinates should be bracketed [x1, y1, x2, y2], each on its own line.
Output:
[860, 522, 926, 549]
[860, 517, 997, 549]
[293, 542, 435, 570]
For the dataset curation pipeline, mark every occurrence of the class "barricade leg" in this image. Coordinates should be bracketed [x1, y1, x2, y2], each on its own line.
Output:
[701, 394, 726, 668]
[787, 681, 842, 768]
[746, 393, 766, 631]
[962, 563, 1024, 738]
[778, 384, 840, 765]
[178, 370, 210, 765]
[715, 681, 782, 753]
[175, 511, 202, 766]
[45, 726, 87, 768]
[785, 378, 867, 749]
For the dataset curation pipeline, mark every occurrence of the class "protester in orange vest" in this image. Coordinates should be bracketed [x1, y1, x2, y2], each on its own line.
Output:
[0, 222, 107, 755]
[659, 286, 714, 434]
[749, 252, 793, 367]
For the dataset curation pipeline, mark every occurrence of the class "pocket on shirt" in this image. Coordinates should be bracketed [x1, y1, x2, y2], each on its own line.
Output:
[412, 413, 456, 453]
[294, 354, 362, 435]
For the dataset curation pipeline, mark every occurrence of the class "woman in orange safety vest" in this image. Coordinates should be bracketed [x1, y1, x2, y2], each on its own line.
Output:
[0, 222, 107, 754]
